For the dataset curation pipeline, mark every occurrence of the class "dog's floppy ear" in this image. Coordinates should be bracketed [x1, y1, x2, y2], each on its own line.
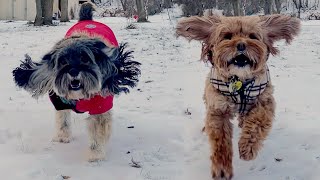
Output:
[101, 43, 141, 95]
[12, 53, 56, 98]
[260, 14, 301, 55]
[87, 39, 141, 95]
[176, 15, 221, 42]
[89, 39, 119, 61]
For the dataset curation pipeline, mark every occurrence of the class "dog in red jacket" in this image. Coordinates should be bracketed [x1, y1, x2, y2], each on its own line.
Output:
[13, 2, 141, 162]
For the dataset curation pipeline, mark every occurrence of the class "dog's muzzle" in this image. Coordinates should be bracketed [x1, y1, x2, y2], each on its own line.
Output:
[69, 79, 82, 90]
[228, 54, 253, 67]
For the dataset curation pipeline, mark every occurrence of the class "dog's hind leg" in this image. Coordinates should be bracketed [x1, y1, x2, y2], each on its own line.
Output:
[238, 87, 275, 161]
[86, 111, 112, 162]
[52, 110, 72, 143]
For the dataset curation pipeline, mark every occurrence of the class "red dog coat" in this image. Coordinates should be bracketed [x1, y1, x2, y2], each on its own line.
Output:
[50, 20, 118, 115]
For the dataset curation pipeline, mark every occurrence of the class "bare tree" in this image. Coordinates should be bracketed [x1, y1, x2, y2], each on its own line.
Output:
[34, 0, 43, 26]
[136, 0, 148, 22]
[43, 0, 54, 25]
[120, 0, 128, 11]
[264, 0, 272, 14]
[298, 0, 302, 18]
[163, 0, 172, 8]
[232, 0, 241, 16]
[293, 0, 302, 18]
[221, 0, 233, 16]
[34, 0, 54, 26]
[120, 0, 136, 18]
[60, 0, 69, 22]
[275, 0, 282, 13]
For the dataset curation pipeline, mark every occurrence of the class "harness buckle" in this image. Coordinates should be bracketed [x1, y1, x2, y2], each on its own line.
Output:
[228, 75, 243, 93]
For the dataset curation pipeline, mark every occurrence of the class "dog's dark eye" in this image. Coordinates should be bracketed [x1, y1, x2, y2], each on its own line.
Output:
[81, 58, 90, 64]
[224, 33, 233, 40]
[249, 33, 258, 40]
[59, 59, 68, 66]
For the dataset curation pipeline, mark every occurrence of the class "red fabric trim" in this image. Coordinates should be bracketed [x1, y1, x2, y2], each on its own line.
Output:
[75, 95, 113, 115]
[65, 20, 119, 47]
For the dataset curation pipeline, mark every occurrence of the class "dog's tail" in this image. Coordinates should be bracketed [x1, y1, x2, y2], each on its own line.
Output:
[79, 2, 95, 21]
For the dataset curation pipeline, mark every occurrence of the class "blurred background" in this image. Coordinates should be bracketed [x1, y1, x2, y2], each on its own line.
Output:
[0, 0, 319, 25]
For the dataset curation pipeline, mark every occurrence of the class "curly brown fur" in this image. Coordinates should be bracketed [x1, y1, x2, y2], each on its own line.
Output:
[238, 84, 275, 161]
[203, 77, 235, 179]
[177, 14, 300, 179]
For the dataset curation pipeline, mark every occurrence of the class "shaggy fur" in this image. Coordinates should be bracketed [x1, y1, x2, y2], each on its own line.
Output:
[12, 3, 140, 162]
[176, 14, 300, 179]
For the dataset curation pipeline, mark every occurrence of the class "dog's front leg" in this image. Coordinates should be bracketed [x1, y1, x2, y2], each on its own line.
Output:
[205, 107, 234, 180]
[52, 110, 72, 143]
[86, 111, 112, 162]
[238, 93, 275, 161]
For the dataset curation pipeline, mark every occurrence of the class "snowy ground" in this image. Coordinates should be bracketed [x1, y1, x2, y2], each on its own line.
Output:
[0, 11, 320, 180]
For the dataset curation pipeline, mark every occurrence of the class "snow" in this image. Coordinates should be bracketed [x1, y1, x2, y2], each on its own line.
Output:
[1, 10, 320, 180]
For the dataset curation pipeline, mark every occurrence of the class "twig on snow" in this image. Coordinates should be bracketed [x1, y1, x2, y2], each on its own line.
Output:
[129, 157, 142, 168]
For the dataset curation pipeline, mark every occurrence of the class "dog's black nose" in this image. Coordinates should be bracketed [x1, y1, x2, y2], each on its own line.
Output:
[69, 68, 79, 77]
[237, 43, 246, 52]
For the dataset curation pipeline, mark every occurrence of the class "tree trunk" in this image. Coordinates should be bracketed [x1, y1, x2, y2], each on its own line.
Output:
[120, 0, 128, 11]
[264, 0, 272, 14]
[34, 0, 54, 26]
[232, 0, 241, 16]
[242, 0, 247, 15]
[60, 0, 69, 22]
[224, 1, 233, 16]
[43, 0, 54, 25]
[135, 0, 148, 22]
[305, 0, 308, 8]
[163, 0, 171, 8]
[34, 0, 43, 26]
[298, 0, 302, 18]
[275, 0, 281, 13]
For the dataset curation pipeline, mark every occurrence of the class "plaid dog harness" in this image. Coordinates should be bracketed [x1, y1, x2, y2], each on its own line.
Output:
[210, 68, 270, 114]
[49, 20, 118, 115]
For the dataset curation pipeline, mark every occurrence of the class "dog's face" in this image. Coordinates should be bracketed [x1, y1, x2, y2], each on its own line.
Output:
[176, 14, 300, 79]
[13, 36, 119, 100]
[13, 36, 141, 100]
[49, 37, 118, 99]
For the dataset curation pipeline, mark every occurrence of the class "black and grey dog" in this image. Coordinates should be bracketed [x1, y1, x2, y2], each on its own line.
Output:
[12, 2, 141, 161]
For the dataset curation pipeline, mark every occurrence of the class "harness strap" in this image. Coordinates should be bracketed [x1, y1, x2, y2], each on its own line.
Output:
[210, 68, 270, 114]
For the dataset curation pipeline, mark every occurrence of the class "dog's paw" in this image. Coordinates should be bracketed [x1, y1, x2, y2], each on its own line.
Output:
[238, 137, 260, 161]
[52, 134, 72, 143]
[87, 150, 106, 162]
[211, 164, 233, 180]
